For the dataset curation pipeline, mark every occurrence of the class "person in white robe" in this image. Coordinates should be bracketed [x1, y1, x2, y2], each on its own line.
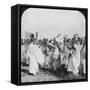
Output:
[45, 49, 53, 69]
[73, 43, 81, 75]
[52, 46, 60, 71]
[26, 42, 39, 75]
[81, 45, 86, 74]
[60, 45, 69, 68]
[67, 41, 82, 76]
[26, 41, 45, 75]
[34, 44, 45, 66]
[80, 39, 86, 74]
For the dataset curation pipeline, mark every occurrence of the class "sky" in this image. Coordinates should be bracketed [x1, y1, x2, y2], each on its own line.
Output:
[21, 8, 85, 39]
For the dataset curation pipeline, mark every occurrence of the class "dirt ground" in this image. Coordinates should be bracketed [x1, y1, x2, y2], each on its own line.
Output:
[21, 65, 85, 83]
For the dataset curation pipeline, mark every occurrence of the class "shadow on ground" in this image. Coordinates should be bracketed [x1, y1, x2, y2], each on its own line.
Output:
[21, 64, 86, 81]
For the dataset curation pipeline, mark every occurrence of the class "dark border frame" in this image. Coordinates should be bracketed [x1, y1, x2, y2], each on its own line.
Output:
[11, 4, 88, 86]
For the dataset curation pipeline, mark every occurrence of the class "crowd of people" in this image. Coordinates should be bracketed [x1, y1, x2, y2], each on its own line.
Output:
[21, 33, 86, 77]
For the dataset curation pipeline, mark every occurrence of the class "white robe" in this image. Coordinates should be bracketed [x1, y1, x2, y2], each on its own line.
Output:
[53, 47, 60, 70]
[67, 44, 81, 75]
[53, 47, 59, 59]
[27, 43, 45, 75]
[80, 45, 86, 74]
[61, 46, 69, 67]
[34, 45, 45, 65]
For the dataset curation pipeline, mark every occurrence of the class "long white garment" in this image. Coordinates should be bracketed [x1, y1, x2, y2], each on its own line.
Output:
[80, 45, 86, 74]
[73, 44, 81, 75]
[27, 43, 39, 75]
[67, 44, 81, 75]
[53, 47, 59, 59]
[67, 54, 75, 72]
[52, 47, 60, 70]
[34, 45, 45, 65]
[27, 43, 45, 75]
[61, 46, 69, 66]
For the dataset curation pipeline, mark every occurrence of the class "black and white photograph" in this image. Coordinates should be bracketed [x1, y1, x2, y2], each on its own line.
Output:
[0, 0, 90, 89]
[21, 7, 87, 83]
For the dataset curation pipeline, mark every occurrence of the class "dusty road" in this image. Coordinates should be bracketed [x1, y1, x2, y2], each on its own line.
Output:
[21, 66, 63, 82]
[21, 66, 85, 83]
